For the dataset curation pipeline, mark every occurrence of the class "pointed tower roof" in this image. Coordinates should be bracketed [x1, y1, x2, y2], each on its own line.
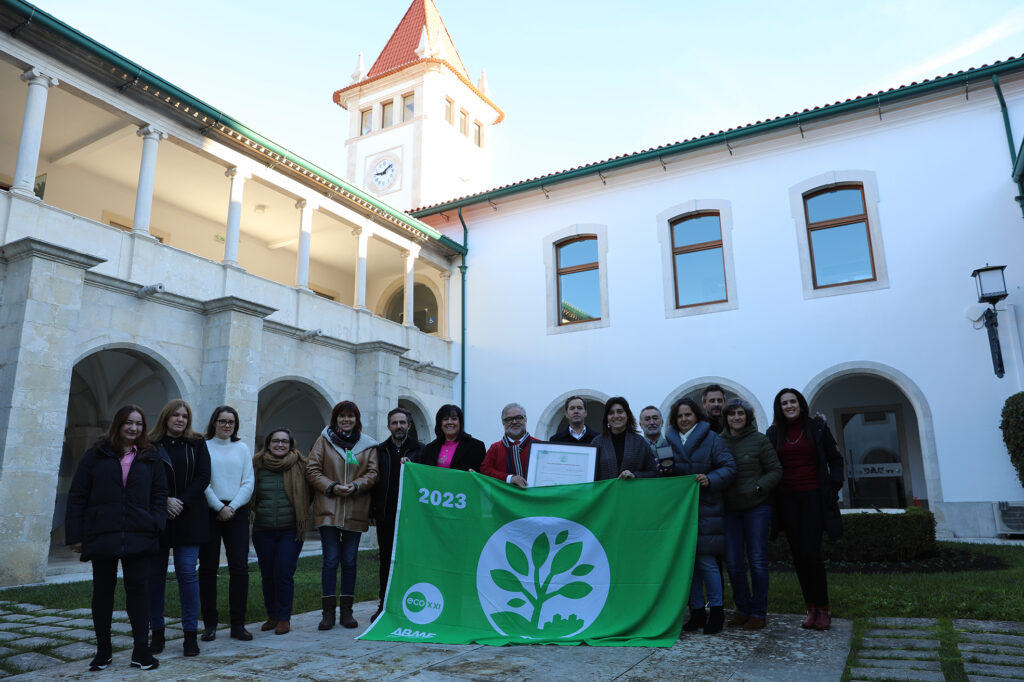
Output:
[367, 0, 469, 79]
[333, 0, 503, 123]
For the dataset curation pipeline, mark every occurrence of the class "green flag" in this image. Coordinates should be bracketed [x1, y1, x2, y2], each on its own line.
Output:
[344, 448, 358, 464]
[360, 463, 699, 647]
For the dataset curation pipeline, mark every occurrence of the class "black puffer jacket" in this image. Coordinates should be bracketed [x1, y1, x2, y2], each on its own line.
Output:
[65, 440, 167, 561]
[155, 437, 210, 547]
[372, 437, 423, 524]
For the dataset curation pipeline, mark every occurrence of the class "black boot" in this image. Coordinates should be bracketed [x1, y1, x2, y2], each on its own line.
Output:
[201, 622, 217, 641]
[149, 628, 165, 654]
[318, 596, 337, 631]
[88, 639, 112, 672]
[339, 595, 358, 629]
[704, 606, 725, 634]
[370, 599, 384, 623]
[183, 630, 200, 657]
[682, 607, 706, 632]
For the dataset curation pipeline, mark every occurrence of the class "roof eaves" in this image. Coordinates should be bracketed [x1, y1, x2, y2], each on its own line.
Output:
[411, 55, 1024, 217]
[0, 0, 465, 256]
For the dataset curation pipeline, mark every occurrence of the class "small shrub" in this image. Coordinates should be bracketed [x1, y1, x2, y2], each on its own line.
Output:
[769, 506, 936, 563]
[1000, 392, 1024, 489]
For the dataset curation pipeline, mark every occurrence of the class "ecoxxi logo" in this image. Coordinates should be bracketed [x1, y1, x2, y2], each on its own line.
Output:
[476, 517, 610, 639]
[402, 582, 444, 625]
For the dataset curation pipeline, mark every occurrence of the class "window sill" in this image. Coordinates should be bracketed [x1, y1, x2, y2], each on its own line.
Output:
[547, 317, 609, 335]
[664, 298, 738, 319]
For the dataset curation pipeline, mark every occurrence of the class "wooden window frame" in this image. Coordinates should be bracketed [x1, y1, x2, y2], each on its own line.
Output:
[459, 109, 469, 136]
[445, 97, 454, 125]
[669, 211, 728, 309]
[555, 235, 601, 326]
[382, 101, 394, 128]
[359, 109, 372, 136]
[803, 183, 876, 289]
[402, 93, 415, 122]
[473, 121, 483, 147]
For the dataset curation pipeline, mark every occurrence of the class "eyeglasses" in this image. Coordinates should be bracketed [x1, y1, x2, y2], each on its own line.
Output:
[269, 438, 290, 445]
[216, 419, 236, 426]
[502, 415, 525, 424]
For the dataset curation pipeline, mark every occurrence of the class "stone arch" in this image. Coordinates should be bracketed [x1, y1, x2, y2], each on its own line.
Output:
[256, 376, 333, 454]
[803, 361, 940, 504]
[374, 274, 444, 335]
[71, 341, 194, 404]
[537, 389, 611, 441]
[659, 376, 767, 430]
[397, 394, 431, 444]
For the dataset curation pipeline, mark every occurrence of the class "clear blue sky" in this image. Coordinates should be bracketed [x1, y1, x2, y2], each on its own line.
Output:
[30, 0, 1024, 189]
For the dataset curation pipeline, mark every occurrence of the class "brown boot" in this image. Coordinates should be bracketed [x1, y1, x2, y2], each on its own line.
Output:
[339, 595, 358, 629]
[260, 619, 278, 632]
[274, 620, 290, 635]
[814, 605, 831, 630]
[318, 596, 337, 631]
[743, 616, 766, 630]
[727, 612, 749, 627]
[801, 603, 818, 629]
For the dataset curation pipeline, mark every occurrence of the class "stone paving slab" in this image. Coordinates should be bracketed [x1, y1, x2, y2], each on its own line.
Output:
[50, 628, 95, 641]
[860, 636, 940, 650]
[963, 661, 1024, 678]
[110, 635, 134, 649]
[5, 652, 63, 672]
[50, 640, 96, 661]
[961, 651, 1024, 666]
[0, 631, 19, 642]
[23, 615, 66, 624]
[848, 667, 944, 681]
[961, 641, 1024, 655]
[868, 617, 938, 628]
[59, 609, 91, 617]
[15, 605, 44, 612]
[857, 647, 941, 660]
[967, 676, 1024, 682]
[59, 618, 92, 628]
[0, 615, 33, 622]
[0, 645, 13, 656]
[863, 627, 936, 638]
[856, 657, 942, 671]
[960, 632, 1024, 647]
[956, 620, 1024, 635]
[21, 625, 71, 635]
[0, 623, 24, 631]
[8, 636, 60, 648]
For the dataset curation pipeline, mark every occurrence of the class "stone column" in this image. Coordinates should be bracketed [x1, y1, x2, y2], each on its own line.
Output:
[402, 248, 419, 327]
[0, 239, 104, 586]
[353, 226, 370, 309]
[440, 270, 452, 338]
[131, 125, 167, 236]
[353, 341, 408, 440]
[199, 297, 276, 450]
[11, 68, 58, 197]
[223, 168, 247, 266]
[295, 200, 313, 289]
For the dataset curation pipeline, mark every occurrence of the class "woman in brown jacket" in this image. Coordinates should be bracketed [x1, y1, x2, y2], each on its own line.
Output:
[306, 400, 378, 630]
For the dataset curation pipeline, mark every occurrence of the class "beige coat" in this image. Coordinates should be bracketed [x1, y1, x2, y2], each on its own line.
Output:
[306, 430, 379, 532]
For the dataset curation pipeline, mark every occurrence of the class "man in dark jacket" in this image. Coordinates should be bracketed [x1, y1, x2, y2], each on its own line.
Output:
[370, 407, 423, 621]
[549, 396, 597, 444]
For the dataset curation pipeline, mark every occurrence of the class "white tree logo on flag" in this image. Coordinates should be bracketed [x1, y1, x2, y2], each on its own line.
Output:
[476, 517, 610, 639]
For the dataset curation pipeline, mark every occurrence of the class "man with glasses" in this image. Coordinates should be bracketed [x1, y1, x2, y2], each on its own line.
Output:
[370, 408, 423, 622]
[481, 403, 540, 488]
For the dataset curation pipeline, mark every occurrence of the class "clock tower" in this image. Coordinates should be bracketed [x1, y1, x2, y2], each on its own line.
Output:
[334, 0, 503, 211]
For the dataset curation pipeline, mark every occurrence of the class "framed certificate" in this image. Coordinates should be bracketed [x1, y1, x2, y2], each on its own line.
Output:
[526, 443, 597, 487]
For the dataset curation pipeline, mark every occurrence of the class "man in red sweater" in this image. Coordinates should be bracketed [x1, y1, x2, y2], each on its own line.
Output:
[480, 403, 541, 488]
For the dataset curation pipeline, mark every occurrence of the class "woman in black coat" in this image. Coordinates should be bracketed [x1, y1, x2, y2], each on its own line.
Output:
[66, 404, 167, 672]
[417, 404, 486, 471]
[146, 399, 210, 657]
[766, 388, 844, 632]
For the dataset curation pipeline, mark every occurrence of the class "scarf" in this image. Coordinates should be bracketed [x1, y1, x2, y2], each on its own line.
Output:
[328, 426, 361, 463]
[252, 449, 311, 539]
[502, 433, 530, 478]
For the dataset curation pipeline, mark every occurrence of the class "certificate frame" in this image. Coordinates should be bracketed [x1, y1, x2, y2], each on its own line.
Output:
[526, 442, 597, 487]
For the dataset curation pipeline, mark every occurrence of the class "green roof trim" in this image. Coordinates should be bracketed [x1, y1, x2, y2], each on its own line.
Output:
[1, 0, 465, 256]
[412, 56, 1024, 217]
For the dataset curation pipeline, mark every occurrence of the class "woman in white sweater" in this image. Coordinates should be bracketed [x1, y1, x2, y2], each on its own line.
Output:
[198, 405, 255, 642]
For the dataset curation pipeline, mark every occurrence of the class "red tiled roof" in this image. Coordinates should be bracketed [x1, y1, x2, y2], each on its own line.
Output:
[367, 0, 469, 79]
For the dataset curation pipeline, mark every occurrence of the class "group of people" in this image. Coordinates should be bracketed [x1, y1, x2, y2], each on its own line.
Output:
[65, 384, 842, 672]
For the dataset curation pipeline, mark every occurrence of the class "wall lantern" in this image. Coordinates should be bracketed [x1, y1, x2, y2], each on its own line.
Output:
[970, 264, 1008, 378]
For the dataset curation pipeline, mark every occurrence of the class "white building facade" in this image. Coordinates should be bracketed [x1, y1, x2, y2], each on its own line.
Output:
[414, 61, 1024, 540]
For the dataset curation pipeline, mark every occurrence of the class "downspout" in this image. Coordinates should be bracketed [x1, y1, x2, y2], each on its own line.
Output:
[457, 206, 468, 415]
[992, 75, 1024, 219]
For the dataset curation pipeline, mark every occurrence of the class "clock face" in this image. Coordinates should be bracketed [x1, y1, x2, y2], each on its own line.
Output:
[372, 158, 397, 190]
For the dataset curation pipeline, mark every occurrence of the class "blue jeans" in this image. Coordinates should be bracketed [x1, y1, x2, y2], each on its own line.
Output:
[319, 527, 361, 596]
[725, 503, 773, 618]
[689, 553, 724, 609]
[252, 529, 303, 621]
[148, 544, 200, 631]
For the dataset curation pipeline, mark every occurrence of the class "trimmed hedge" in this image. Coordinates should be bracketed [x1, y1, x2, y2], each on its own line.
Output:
[1000, 391, 1024, 489]
[768, 506, 936, 563]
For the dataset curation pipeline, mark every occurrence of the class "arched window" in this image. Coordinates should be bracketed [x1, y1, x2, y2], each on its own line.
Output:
[803, 184, 875, 288]
[555, 236, 601, 325]
[670, 212, 727, 308]
[384, 283, 438, 334]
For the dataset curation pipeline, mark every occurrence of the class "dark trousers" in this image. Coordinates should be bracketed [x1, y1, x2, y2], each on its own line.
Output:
[198, 504, 250, 627]
[252, 528, 303, 621]
[92, 554, 150, 656]
[778, 489, 830, 606]
[376, 515, 396, 601]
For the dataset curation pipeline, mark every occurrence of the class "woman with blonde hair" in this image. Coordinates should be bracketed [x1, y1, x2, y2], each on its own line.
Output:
[250, 428, 310, 635]
[147, 399, 210, 657]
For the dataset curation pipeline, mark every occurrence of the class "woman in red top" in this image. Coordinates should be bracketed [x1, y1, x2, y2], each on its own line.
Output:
[765, 388, 844, 631]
